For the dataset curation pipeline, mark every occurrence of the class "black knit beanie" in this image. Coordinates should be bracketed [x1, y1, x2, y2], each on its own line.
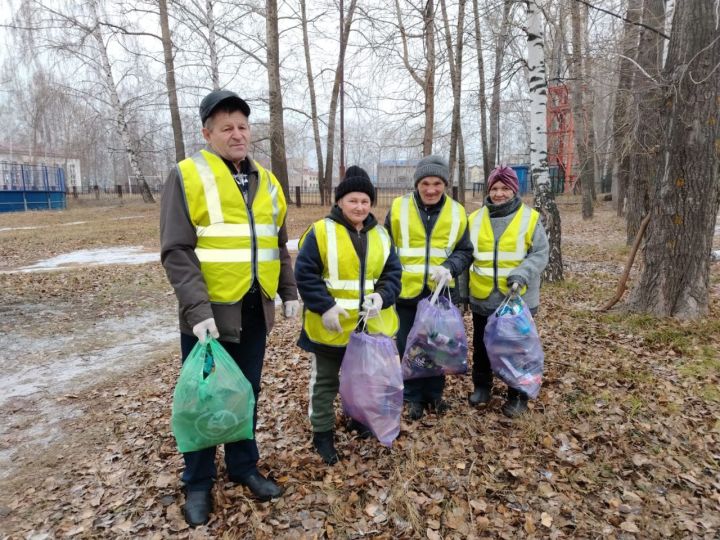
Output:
[334, 165, 376, 204]
[414, 154, 449, 186]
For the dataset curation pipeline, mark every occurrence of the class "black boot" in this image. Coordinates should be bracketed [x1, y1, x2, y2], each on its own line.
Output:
[240, 472, 283, 501]
[430, 398, 450, 415]
[407, 401, 424, 421]
[501, 390, 529, 418]
[183, 489, 212, 526]
[348, 419, 372, 439]
[468, 385, 492, 406]
[313, 430, 339, 465]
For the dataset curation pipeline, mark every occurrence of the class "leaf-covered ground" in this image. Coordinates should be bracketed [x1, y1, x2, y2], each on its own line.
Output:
[0, 198, 718, 539]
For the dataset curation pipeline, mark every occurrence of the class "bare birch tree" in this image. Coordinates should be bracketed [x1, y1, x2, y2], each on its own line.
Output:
[527, 0, 562, 282]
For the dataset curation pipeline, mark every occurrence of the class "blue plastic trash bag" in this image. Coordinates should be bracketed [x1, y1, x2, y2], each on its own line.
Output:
[171, 338, 256, 452]
[401, 294, 468, 380]
[339, 332, 403, 447]
[484, 293, 544, 399]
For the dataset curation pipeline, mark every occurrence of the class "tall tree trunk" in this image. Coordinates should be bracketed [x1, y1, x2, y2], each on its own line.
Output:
[527, 0, 562, 282]
[422, 0, 436, 155]
[159, 0, 185, 162]
[472, 0, 490, 181]
[323, 0, 357, 197]
[625, 0, 665, 244]
[457, 127, 466, 203]
[395, 0, 435, 156]
[90, 2, 153, 203]
[300, 0, 325, 204]
[627, 0, 720, 318]
[266, 0, 290, 198]
[611, 0, 643, 217]
[206, 0, 220, 90]
[439, 0, 466, 188]
[488, 0, 512, 168]
[569, 0, 593, 219]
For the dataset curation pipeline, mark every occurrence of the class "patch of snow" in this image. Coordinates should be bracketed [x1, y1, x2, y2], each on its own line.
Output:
[9, 246, 159, 273]
[0, 226, 41, 232]
[0, 310, 177, 476]
[712, 250, 720, 262]
[59, 221, 88, 226]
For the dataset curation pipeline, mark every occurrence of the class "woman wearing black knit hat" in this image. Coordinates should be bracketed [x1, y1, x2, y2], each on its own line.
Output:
[294, 166, 402, 464]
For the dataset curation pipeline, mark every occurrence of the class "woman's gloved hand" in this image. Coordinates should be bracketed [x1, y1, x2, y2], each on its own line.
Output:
[362, 293, 383, 319]
[321, 304, 349, 333]
[430, 265, 452, 286]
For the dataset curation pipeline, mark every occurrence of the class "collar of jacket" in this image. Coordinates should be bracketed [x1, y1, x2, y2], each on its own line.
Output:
[202, 145, 258, 176]
[413, 191, 446, 213]
[484, 195, 522, 218]
[328, 204, 378, 233]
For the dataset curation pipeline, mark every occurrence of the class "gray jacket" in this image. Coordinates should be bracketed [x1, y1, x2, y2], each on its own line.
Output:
[160, 148, 298, 342]
[469, 197, 549, 315]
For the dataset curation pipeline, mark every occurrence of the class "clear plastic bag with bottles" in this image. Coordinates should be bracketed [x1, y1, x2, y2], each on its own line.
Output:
[483, 291, 544, 399]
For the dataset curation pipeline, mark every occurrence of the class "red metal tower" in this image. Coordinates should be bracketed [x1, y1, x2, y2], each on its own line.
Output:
[546, 83, 576, 193]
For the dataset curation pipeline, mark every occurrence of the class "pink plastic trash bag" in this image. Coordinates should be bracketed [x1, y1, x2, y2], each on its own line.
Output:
[401, 292, 468, 380]
[339, 331, 403, 447]
[483, 293, 544, 399]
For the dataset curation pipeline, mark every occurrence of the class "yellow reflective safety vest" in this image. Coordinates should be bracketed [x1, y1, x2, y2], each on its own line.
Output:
[468, 204, 539, 299]
[389, 194, 467, 298]
[301, 218, 399, 347]
[178, 150, 286, 303]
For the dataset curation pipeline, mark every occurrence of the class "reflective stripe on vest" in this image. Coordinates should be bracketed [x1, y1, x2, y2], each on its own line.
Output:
[302, 219, 399, 347]
[468, 204, 539, 299]
[390, 194, 467, 298]
[179, 150, 286, 303]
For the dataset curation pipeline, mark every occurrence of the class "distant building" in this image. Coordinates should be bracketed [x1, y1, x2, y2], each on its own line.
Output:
[376, 158, 421, 189]
[0, 144, 81, 190]
[468, 164, 484, 184]
[287, 158, 320, 189]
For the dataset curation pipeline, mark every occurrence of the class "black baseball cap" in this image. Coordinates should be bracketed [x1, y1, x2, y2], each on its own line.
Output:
[199, 90, 251, 124]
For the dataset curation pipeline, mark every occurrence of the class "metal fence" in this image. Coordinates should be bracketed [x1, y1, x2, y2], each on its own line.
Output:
[67, 185, 163, 202]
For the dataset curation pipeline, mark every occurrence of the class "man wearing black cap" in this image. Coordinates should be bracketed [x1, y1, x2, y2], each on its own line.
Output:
[385, 155, 473, 421]
[160, 90, 299, 526]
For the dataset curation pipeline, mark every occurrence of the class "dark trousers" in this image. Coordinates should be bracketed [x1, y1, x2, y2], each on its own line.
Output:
[472, 311, 523, 400]
[180, 289, 266, 492]
[397, 302, 445, 404]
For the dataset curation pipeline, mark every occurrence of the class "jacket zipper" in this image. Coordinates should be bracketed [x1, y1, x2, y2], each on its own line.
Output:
[415, 197, 440, 287]
[358, 229, 366, 316]
[493, 237, 499, 291]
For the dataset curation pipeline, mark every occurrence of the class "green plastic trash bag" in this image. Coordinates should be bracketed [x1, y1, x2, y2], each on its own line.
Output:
[171, 338, 255, 453]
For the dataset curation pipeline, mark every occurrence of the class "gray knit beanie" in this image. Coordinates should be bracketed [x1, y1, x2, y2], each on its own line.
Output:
[414, 154, 449, 186]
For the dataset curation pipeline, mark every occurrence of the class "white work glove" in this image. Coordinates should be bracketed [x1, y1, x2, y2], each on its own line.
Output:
[430, 265, 453, 286]
[362, 293, 384, 319]
[283, 299, 300, 318]
[321, 304, 349, 333]
[192, 317, 219, 344]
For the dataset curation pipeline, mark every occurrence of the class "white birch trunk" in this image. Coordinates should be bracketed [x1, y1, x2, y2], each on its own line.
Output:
[527, 0, 562, 281]
[90, 1, 153, 203]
